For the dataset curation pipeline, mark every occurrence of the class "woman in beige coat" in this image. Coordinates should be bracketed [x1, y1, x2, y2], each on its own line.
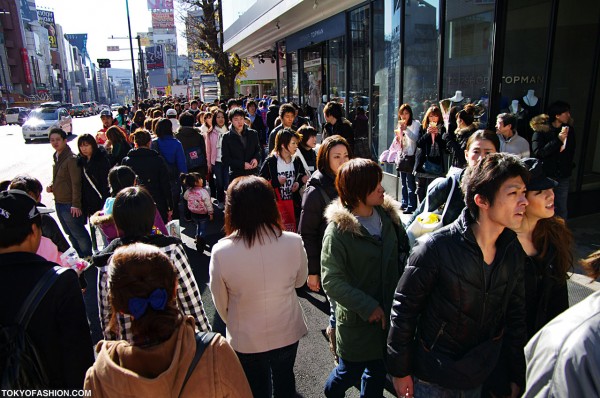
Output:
[209, 176, 308, 398]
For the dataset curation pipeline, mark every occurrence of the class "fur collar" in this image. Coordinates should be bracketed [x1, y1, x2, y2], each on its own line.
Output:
[530, 114, 551, 133]
[455, 122, 478, 137]
[324, 194, 402, 236]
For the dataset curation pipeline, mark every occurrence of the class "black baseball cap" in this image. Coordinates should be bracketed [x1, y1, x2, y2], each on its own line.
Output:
[522, 158, 558, 191]
[100, 109, 112, 117]
[0, 190, 53, 228]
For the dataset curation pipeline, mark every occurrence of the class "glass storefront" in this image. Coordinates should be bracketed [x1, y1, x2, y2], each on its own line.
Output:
[270, 0, 600, 212]
[403, 0, 439, 122]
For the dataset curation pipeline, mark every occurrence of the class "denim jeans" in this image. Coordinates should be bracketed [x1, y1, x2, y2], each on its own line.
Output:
[554, 177, 570, 219]
[414, 377, 482, 398]
[55, 203, 92, 258]
[324, 357, 386, 398]
[401, 171, 417, 210]
[213, 161, 229, 203]
[236, 341, 299, 398]
[190, 213, 208, 238]
[416, 177, 435, 203]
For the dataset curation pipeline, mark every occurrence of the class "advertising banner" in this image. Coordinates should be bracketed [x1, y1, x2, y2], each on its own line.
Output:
[37, 10, 58, 50]
[146, 45, 165, 70]
[20, 48, 33, 84]
[151, 10, 175, 29]
[147, 0, 173, 9]
[65, 34, 88, 54]
[138, 33, 151, 47]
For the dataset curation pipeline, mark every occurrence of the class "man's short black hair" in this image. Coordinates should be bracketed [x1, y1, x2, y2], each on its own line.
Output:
[497, 113, 517, 131]
[547, 101, 571, 121]
[48, 128, 67, 140]
[228, 107, 246, 121]
[113, 186, 155, 238]
[0, 216, 41, 248]
[461, 153, 529, 220]
[279, 103, 296, 118]
[178, 111, 195, 127]
[9, 175, 43, 198]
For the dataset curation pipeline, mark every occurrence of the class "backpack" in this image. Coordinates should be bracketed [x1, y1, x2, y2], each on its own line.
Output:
[187, 188, 208, 215]
[184, 146, 207, 171]
[1, 266, 68, 389]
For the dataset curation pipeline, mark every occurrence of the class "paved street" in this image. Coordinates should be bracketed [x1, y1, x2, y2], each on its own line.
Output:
[1, 119, 598, 397]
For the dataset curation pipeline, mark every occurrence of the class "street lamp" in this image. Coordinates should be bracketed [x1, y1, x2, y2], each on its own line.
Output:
[125, 0, 139, 104]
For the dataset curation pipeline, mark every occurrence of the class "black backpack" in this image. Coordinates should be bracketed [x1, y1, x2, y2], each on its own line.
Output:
[1, 266, 67, 389]
[183, 146, 207, 171]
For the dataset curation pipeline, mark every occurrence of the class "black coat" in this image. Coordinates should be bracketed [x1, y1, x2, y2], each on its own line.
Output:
[414, 127, 447, 175]
[443, 123, 477, 168]
[323, 117, 354, 150]
[297, 170, 338, 275]
[387, 209, 527, 388]
[221, 126, 261, 179]
[250, 113, 267, 146]
[259, 154, 306, 212]
[77, 147, 111, 217]
[175, 126, 208, 175]
[121, 147, 173, 213]
[0, 252, 94, 388]
[531, 117, 576, 179]
[266, 104, 279, 131]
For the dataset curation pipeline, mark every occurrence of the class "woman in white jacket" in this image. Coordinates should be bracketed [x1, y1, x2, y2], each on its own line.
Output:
[396, 104, 421, 214]
[209, 175, 308, 398]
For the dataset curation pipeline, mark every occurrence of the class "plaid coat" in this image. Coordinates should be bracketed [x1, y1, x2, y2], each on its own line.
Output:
[92, 235, 211, 342]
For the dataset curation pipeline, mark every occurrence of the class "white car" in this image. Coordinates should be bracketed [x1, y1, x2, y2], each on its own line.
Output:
[22, 107, 73, 143]
[111, 103, 122, 111]
[5, 107, 30, 125]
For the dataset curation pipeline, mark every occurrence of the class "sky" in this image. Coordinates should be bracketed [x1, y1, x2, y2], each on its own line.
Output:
[35, 0, 189, 70]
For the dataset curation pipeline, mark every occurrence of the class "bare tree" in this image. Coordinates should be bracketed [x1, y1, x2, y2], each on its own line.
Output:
[182, 0, 251, 99]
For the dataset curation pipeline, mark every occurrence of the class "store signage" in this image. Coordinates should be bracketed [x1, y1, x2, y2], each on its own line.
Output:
[146, 45, 165, 70]
[147, 0, 173, 10]
[65, 34, 88, 54]
[304, 59, 322, 68]
[286, 13, 346, 52]
[107, 46, 120, 51]
[502, 75, 543, 84]
[152, 10, 175, 29]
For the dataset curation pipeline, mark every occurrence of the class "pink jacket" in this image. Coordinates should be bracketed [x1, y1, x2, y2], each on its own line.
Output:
[204, 127, 219, 167]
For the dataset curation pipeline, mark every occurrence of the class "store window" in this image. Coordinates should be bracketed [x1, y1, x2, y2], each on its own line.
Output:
[443, 0, 495, 126]
[328, 37, 346, 103]
[301, 44, 325, 127]
[403, 0, 440, 122]
[547, 0, 600, 188]
[278, 41, 288, 102]
[373, 0, 401, 168]
[501, 0, 551, 143]
[290, 51, 299, 104]
[349, 5, 370, 121]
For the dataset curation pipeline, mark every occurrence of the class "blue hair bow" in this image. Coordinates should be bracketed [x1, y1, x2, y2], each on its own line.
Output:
[128, 288, 168, 319]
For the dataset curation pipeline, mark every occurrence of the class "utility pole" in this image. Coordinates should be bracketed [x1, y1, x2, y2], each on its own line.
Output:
[125, 0, 139, 104]
[137, 35, 146, 99]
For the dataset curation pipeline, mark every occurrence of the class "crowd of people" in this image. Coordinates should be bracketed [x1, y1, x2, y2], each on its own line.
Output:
[0, 93, 598, 398]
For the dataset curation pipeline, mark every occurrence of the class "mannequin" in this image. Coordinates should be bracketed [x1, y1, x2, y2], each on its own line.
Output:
[523, 89, 538, 106]
[449, 90, 464, 103]
[510, 100, 520, 114]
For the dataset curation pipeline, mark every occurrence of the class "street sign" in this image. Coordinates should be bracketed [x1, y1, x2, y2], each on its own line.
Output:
[107, 46, 120, 51]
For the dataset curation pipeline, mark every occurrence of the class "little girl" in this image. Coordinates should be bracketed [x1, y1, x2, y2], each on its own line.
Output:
[181, 172, 213, 251]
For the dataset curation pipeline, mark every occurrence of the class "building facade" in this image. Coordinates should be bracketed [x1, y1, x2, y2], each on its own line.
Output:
[223, 0, 600, 216]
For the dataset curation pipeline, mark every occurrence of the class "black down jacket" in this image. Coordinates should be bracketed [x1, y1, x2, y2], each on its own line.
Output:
[387, 209, 527, 388]
[297, 170, 338, 276]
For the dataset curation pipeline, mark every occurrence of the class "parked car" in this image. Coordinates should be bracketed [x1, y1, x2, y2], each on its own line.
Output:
[111, 103, 122, 111]
[22, 107, 73, 143]
[6, 107, 31, 125]
[70, 104, 89, 117]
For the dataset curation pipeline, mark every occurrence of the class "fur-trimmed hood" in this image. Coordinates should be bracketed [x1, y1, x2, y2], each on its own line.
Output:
[530, 114, 551, 133]
[324, 194, 402, 236]
[455, 122, 479, 138]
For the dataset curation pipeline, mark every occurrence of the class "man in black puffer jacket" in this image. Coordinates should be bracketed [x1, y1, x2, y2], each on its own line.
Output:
[387, 153, 529, 398]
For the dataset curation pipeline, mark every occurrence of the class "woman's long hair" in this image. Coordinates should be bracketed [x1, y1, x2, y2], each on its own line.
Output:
[224, 176, 282, 247]
[532, 216, 573, 282]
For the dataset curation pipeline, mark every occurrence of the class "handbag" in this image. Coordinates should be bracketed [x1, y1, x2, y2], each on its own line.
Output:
[422, 159, 444, 176]
[275, 189, 296, 232]
[396, 152, 415, 173]
[379, 138, 402, 164]
[406, 176, 456, 246]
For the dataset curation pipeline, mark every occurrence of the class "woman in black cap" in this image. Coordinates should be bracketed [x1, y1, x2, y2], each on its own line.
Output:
[483, 157, 574, 398]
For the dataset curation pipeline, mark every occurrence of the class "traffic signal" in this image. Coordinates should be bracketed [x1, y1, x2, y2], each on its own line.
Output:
[97, 58, 111, 68]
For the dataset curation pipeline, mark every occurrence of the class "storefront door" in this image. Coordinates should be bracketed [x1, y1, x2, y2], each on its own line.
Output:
[301, 44, 325, 128]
